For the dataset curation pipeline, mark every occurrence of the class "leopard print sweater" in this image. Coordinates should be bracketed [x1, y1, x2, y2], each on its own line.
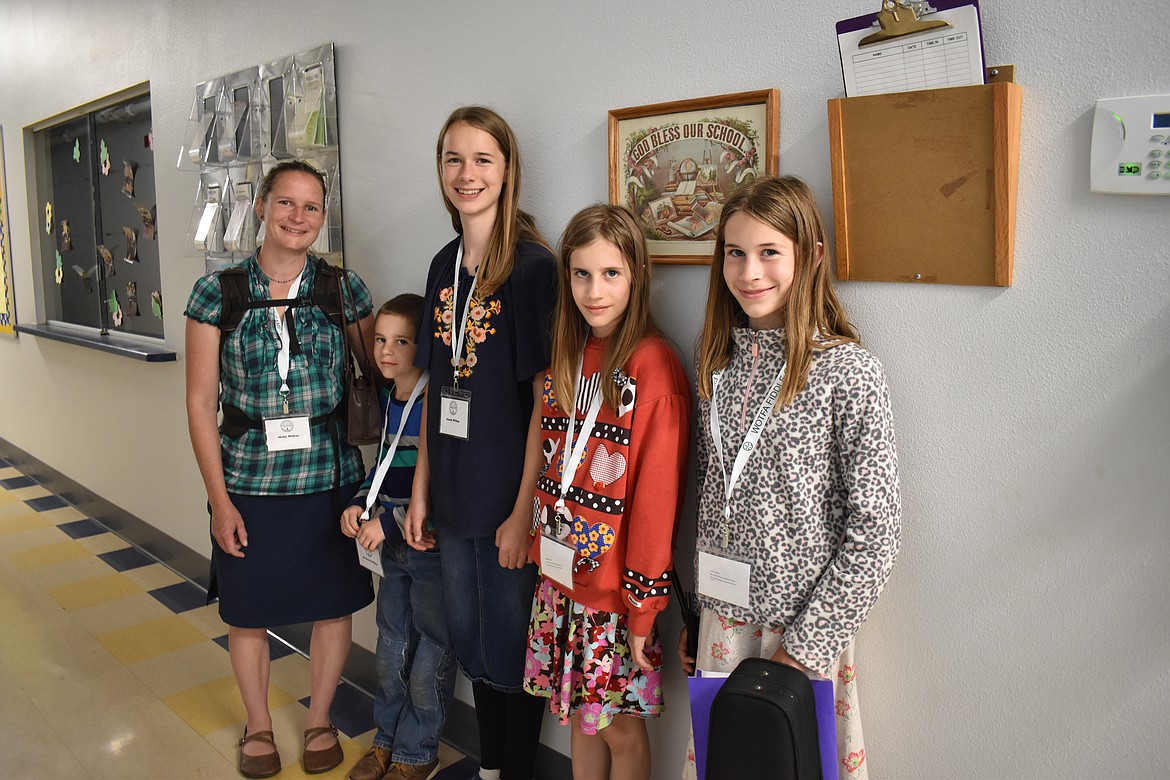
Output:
[695, 327, 901, 677]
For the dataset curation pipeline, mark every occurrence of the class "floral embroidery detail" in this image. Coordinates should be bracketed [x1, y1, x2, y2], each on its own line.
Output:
[842, 749, 866, 773]
[543, 373, 556, 407]
[838, 664, 856, 684]
[835, 698, 854, 718]
[432, 285, 501, 378]
[718, 614, 748, 631]
[710, 641, 730, 661]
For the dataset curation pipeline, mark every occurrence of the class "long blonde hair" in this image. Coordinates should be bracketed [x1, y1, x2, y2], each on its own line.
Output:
[550, 204, 658, 413]
[697, 176, 857, 406]
[435, 106, 548, 296]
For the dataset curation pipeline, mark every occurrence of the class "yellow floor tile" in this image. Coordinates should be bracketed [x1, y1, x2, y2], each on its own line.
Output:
[0, 511, 51, 535]
[78, 531, 138, 555]
[182, 602, 229, 638]
[6, 537, 91, 569]
[121, 561, 184, 590]
[97, 613, 209, 665]
[6, 485, 52, 501]
[71, 590, 176, 636]
[0, 488, 22, 505]
[46, 570, 142, 610]
[164, 673, 296, 735]
[129, 640, 236, 698]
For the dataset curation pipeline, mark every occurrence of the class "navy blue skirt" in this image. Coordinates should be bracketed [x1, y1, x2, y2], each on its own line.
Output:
[208, 484, 374, 628]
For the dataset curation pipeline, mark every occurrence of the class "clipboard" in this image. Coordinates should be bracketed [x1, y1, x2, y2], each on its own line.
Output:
[837, 0, 986, 97]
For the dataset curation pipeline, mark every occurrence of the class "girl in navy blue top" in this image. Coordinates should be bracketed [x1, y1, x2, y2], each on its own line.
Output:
[405, 106, 557, 780]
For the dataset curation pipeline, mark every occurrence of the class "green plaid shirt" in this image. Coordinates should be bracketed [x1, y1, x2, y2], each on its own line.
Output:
[184, 254, 372, 495]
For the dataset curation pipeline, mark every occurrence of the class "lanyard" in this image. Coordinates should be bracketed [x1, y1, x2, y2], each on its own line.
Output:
[449, 241, 479, 386]
[274, 267, 306, 414]
[361, 372, 429, 521]
[709, 362, 785, 548]
[555, 355, 603, 532]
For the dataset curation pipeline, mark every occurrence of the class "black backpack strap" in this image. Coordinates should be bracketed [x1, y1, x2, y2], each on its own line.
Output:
[218, 266, 251, 335]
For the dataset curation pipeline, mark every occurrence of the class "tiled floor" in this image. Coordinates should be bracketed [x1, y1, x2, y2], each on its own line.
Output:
[0, 459, 477, 779]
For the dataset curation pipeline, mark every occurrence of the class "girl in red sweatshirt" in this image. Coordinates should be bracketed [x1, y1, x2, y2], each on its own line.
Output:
[524, 204, 691, 780]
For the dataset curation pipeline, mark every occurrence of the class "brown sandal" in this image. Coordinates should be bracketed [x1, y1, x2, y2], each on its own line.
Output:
[239, 728, 281, 779]
[302, 724, 343, 774]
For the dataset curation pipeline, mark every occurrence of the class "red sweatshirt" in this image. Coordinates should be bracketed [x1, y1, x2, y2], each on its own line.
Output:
[529, 335, 691, 637]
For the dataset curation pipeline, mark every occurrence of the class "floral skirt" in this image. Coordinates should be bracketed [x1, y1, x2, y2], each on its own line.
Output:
[681, 607, 869, 780]
[523, 577, 664, 734]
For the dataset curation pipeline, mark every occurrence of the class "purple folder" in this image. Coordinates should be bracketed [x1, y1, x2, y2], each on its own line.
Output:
[688, 673, 837, 780]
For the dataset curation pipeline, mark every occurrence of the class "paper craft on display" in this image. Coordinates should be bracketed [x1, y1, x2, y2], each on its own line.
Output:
[122, 227, 138, 263]
[72, 139, 80, 163]
[44, 202, 52, 234]
[837, 0, 986, 98]
[125, 281, 139, 316]
[72, 264, 96, 293]
[122, 160, 137, 198]
[60, 220, 72, 251]
[137, 204, 156, 239]
[99, 140, 111, 176]
[150, 290, 162, 319]
[97, 244, 115, 277]
[55, 251, 63, 284]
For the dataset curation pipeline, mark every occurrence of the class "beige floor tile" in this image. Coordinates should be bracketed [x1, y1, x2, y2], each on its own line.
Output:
[269, 651, 313, 700]
[183, 602, 229, 638]
[7, 485, 52, 501]
[6, 537, 91, 569]
[97, 613, 210, 665]
[24, 552, 116, 589]
[0, 524, 69, 554]
[37, 504, 88, 524]
[129, 639, 236, 698]
[59, 696, 237, 780]
[21, 662, 160, 731]
[78, 532, 141, 555]
[0, 466, 20, 480]
[0, 499, 37, 518]
[46, 570, 143, 610]
[121, 561, 185, 590]
[0, 511, 52, 535]
[71, 590, 176, 636]
[165, 674, 297, 736]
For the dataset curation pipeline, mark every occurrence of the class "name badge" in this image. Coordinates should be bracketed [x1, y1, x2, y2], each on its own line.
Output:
[356, 539, 384, 577]
[540, 537, 576, 591]
[439, 387, 471, 440]
[697, 550, 752, 608]
[264, 415, 312, 451]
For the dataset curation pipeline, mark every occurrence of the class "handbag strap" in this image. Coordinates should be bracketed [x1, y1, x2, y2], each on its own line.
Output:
[335, 265, 371, 381]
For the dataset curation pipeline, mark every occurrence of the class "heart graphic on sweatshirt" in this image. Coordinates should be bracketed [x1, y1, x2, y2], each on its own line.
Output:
[589, 444, 626, 488]
[569, 516, 615, 561]
[556, 445, 588, 479]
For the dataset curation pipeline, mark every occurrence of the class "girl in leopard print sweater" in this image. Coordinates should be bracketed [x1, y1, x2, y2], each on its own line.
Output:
[680, 176, 900, 780]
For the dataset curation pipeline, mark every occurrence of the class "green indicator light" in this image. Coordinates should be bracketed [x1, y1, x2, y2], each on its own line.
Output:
[1118, 162, 1142, 176]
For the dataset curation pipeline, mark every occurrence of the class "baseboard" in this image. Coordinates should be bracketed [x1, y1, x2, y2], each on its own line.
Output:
[0, 436, 571, 779]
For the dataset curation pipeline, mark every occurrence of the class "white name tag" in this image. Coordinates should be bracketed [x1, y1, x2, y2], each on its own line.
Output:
[439, 387, 471, 440]
[540, 537, 576, 591]
[356, 540, 384, 577]
[697, 550, 752, 608]
[263, 415, 312, 451]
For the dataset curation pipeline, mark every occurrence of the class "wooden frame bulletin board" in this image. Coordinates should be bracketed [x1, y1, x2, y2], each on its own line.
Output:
[828, 76, 1022, 286]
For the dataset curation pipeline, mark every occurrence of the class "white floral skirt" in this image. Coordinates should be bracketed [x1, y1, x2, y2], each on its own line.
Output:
[681, 607, 869, 780]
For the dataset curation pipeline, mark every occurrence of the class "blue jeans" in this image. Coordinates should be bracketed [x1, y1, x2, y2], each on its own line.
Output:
[439, 533, 539, 692]
[372, 539, 455, 765]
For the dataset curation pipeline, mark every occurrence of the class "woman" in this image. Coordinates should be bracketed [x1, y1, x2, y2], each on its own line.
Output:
[185, 160, 375, 778]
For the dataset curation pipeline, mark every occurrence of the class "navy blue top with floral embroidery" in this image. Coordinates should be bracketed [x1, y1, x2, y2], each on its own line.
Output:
[415, 237, 557, 538]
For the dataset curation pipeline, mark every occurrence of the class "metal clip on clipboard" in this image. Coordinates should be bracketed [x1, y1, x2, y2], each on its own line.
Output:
[859, 0, 951, 46]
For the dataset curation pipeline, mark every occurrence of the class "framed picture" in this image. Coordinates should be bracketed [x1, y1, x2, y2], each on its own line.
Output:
[609, 89, 779, 264]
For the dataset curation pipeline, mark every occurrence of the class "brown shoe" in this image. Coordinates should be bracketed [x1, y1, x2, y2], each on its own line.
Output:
[302, 724, 344, 774]
[238, 728, 281, 779]
[347, 746, 392, 780]
[384, 758, 440, 780]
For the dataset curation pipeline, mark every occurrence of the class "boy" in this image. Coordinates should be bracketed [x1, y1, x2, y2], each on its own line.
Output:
[341, 294, 453, 780]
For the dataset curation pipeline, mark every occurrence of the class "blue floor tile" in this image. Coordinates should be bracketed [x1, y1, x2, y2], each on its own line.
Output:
[98, 546, 155, 571]
[25, 494, 68, 511]
[300, 680, 375, 738]
[212, 632, 297, 661]
[433, 757, 478, 779]
[0, 458, 10, 468]
[0, 476, 35, 489]
[58, 518, 106, 539]
[149, 581, 208, 613]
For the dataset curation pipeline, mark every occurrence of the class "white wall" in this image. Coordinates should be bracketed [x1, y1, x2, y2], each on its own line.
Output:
[1, 1, 1167, 776]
